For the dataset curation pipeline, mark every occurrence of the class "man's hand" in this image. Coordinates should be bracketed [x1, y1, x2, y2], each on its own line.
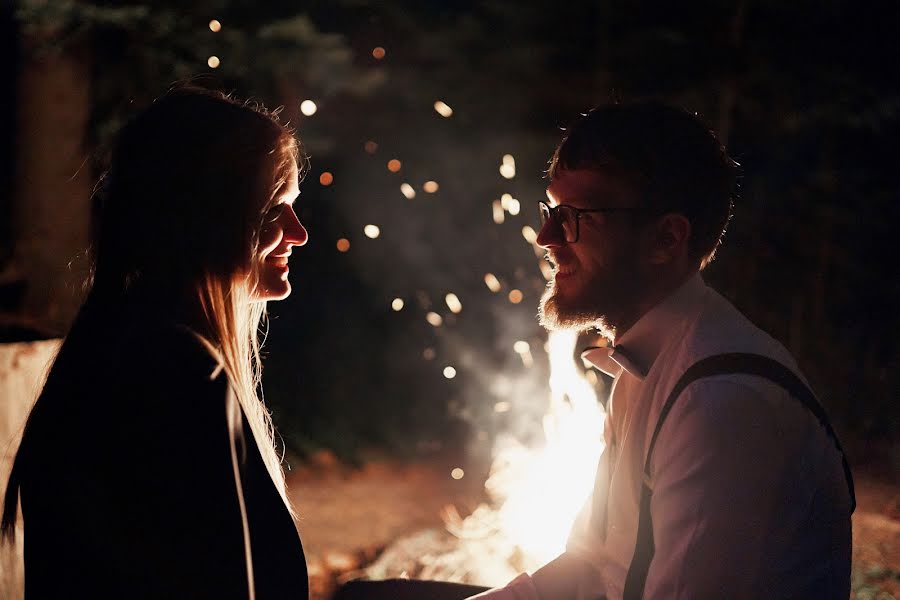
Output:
[465, 573, 539, 599]
[466, 552, 592, 600]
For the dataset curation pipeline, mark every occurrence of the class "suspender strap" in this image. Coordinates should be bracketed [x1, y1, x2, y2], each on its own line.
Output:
[622, 353, 855, 600]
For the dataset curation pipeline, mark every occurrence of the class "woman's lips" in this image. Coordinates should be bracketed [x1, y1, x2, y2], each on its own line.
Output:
[267, 256, 289, 269]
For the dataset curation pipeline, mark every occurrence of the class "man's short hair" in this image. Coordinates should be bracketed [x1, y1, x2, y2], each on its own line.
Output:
[549, 103, 738, 268]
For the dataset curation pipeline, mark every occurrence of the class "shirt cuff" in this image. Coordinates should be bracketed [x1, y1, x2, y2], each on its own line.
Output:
[466, 573, 539, 600]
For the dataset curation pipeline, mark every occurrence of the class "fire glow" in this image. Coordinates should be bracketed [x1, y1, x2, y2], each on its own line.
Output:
[414, 330, 607, 583]
[485, 329, 606, 566]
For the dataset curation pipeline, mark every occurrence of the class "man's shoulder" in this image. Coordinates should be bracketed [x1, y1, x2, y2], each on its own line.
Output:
[679, 286, 800, 373]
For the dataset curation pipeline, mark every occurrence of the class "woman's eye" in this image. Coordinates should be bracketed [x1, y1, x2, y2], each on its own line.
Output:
[265, 205, 286, 222]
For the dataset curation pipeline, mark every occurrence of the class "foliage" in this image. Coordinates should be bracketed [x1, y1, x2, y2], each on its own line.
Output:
[15, 0, 898, 459]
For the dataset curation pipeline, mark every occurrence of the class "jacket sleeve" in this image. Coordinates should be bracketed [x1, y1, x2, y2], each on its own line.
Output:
[84, 334, 254, 599]
[641, 377, 786, 599]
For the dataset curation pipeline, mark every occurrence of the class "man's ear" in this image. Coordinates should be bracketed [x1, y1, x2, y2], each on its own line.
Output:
[648, 213, 691, 265]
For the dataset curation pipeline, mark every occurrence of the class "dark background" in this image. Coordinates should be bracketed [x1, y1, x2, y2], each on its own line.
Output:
[3, 0, 897, 468]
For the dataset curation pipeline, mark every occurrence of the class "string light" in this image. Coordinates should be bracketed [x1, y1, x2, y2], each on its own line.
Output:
[492, 200, 505, 224]
[514, 339, 534, 367]
[207, 56, 220, 69]
[499, 154, 516, 179]
[387, 159, 402, 173]
[319, 172, 334, 186]
[522, 225, 537, 244]
[400, 183, 416, 199]
[208, 20, 222, 32]
[443, 366, 457, 379]
[423, 181, 439, 193]
[484, 273, 501, 292]
[434, 101, 453, 118]
[364, 225, 381, 239]
[445, 293, 462, 314]
[336, 238, 350, 252]
[391, 298, 404, 311]
[300, 100, 317, 116]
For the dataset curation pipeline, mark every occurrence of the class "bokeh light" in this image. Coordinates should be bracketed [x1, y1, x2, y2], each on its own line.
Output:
[372, 46, 386, 59]
[434, 100, 453, 117]
[391, 298, 404, 311]
[400, 183, 416, 199]
[300, 100, 318, 116]
[208, 20, 222, 32]
[445, 293, 462, 314]
[319, 172, 334, 186]
[387, 159, 402, 173]
[207, 56, 220, 69]
[426, 312, 443, 327]
[522, 225, 537, 244]
[508, 289, 524, 304]
[423, 181, 439, 193]
[450, 467, 465, 479]
[492, 200, 505, 224]
[364, 225, 381, 239]
[364, 140, 378, 154]
[443, 366, 457, 379]
[336, 238, 350, 252]
[484, 273, 502, 292]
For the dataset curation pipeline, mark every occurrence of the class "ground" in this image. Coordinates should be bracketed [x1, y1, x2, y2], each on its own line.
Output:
[287, 455, 899, 600]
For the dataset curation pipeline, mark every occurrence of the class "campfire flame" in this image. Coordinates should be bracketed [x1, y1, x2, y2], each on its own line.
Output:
[486, 329, 606, 567]
[366, 331, 606, 585]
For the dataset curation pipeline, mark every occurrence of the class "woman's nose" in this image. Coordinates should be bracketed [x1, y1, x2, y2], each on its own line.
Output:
[285, 209, 309, 247]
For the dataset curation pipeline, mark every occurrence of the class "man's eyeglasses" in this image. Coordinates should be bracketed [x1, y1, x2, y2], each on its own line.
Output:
[538, 200, 640, 243]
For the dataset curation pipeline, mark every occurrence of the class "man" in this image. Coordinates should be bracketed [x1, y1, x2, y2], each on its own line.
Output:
[470, 104, 853, 599]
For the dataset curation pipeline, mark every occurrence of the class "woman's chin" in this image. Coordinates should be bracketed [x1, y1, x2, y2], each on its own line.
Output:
[253, 278, 292, 302]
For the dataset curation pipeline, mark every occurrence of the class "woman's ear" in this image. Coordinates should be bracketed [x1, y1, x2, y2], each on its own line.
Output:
[648, 213, 691, 265]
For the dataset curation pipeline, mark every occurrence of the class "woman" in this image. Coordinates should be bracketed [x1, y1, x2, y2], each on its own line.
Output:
[2, 87, 309, 598]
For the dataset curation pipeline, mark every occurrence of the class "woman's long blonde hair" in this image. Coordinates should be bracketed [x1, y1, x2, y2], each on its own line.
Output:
[2, 86, 303, 538]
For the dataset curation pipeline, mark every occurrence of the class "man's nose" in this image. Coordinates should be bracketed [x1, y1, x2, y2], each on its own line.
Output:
[536, 219, 566, 248]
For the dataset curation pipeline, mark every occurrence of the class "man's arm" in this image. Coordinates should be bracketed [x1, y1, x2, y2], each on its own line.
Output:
[465, 552, 588, 599]
[643, 377, 786, 598]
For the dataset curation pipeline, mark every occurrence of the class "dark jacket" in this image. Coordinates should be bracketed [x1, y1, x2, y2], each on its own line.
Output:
[15, 320, 308, 599]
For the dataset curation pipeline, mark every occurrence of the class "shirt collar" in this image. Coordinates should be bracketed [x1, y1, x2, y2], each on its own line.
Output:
[581, 273, 708, 379]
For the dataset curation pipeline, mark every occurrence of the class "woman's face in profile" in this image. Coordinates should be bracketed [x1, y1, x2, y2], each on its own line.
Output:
[254, 162, 308, 301]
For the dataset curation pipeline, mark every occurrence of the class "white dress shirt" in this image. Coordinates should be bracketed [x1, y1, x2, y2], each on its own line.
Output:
[565, 273, 852, 599]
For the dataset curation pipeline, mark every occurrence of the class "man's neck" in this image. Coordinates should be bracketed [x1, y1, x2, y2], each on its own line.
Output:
[613, 268, 698, 344]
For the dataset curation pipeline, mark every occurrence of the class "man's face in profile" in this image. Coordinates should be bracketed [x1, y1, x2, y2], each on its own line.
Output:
[537, 168, 646, 337]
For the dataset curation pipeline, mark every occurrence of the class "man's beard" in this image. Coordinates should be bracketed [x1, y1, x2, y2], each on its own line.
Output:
[538, 256, 643, 340]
